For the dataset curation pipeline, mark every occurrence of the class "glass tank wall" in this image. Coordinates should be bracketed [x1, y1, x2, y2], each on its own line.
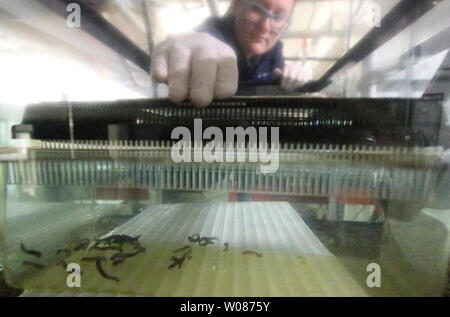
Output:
[0, 146, 449, 297]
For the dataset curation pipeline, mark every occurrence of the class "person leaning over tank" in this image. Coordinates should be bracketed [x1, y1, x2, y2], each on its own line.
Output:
[151, 0, 312, 107]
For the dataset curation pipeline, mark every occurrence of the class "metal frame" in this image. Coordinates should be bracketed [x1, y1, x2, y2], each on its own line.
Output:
[34, 0, 442, 93]
[295, 0, 442, 92]
[38, 0, 151, 73]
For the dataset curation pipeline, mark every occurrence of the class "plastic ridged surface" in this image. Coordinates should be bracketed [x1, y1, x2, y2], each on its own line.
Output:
[40, 139, 444, 154]
[6, 151, 444, 201]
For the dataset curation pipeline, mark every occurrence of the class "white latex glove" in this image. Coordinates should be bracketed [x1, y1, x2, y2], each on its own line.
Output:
[274, 62, 312, 92]
[151, 32, 238, 107]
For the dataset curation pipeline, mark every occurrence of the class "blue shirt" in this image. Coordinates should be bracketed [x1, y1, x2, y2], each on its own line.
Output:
[197, 15, 285, 85]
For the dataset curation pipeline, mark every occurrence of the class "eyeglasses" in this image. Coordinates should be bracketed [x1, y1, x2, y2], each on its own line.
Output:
[239, 0, 291, 34]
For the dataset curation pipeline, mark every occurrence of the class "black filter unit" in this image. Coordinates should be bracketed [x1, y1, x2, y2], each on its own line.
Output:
[12, 96, 443, 147]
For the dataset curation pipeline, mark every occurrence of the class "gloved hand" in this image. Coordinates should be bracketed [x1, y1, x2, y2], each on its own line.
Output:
[274, 62, 312, 92]
[151, 32, 239, 107]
